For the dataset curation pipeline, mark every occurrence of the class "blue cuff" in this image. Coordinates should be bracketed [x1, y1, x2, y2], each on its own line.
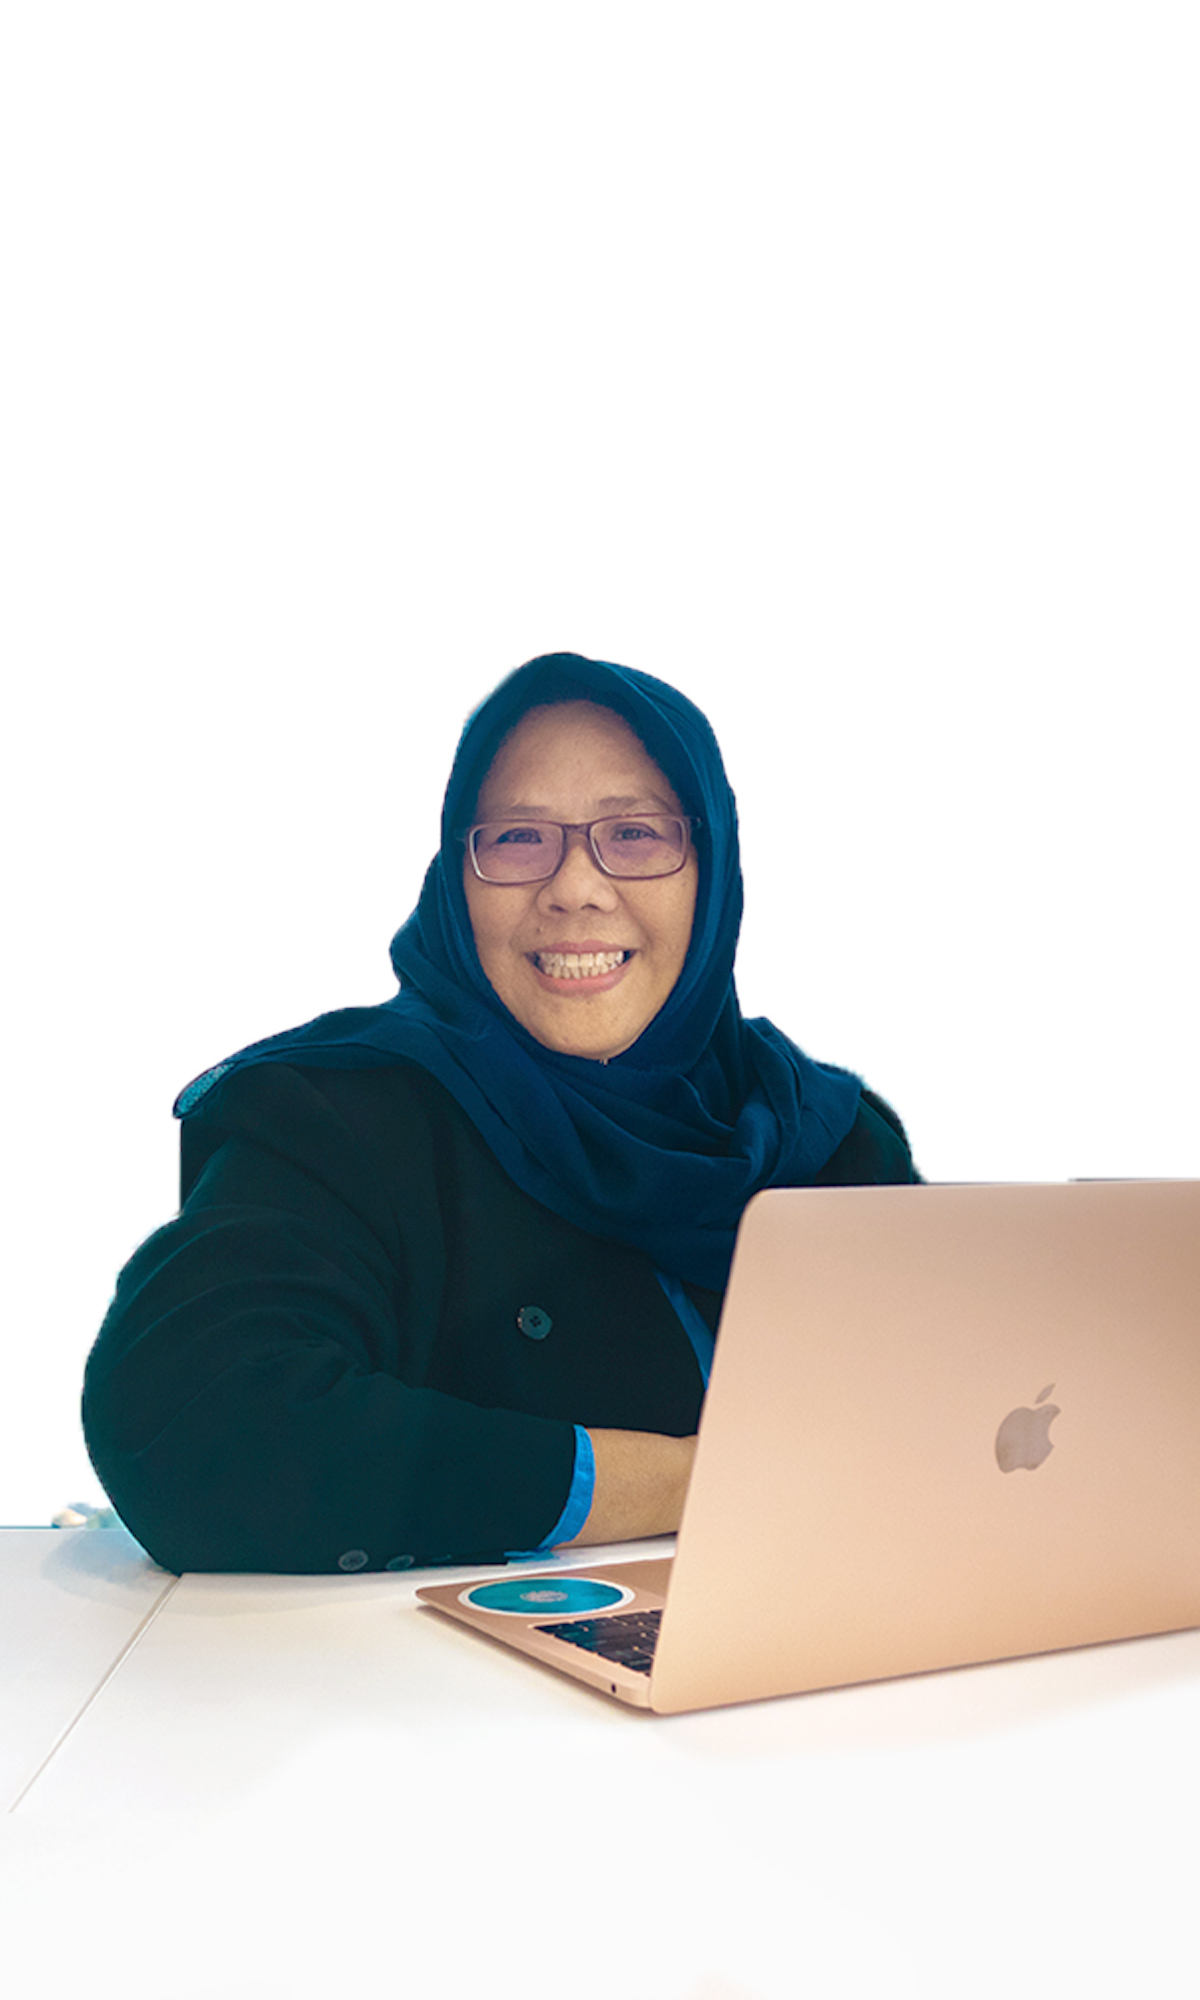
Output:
[539, 1424, 595, 1548]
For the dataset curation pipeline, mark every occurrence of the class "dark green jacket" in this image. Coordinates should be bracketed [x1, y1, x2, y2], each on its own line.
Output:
[83, 1061, 918, 1574]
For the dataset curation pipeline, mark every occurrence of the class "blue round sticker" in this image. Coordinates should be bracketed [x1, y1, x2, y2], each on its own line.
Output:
[461, 1576, 632, 1616]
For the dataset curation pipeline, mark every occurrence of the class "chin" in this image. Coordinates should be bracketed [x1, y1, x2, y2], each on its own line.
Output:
[541, 1027, 631, 1062]
[527, 1007, 639, 1062]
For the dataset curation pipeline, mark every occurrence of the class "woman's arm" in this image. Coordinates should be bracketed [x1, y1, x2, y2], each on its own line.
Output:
[83, 1067, 580, 1574]
[561, 1428, 697, 1546]
[84, 1063, 706, 1574]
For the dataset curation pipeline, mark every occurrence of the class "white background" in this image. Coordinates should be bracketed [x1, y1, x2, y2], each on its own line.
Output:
[3, 2, 1195, 1524]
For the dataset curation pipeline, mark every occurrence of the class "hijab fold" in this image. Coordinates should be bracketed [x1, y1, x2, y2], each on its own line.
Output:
[175, 653, 861, 1289]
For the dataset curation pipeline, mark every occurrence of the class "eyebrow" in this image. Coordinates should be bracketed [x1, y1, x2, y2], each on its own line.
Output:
[485, 794, 678, 819]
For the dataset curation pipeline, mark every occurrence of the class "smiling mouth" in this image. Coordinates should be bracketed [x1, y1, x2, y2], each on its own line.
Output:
[532, 949, 631, 980]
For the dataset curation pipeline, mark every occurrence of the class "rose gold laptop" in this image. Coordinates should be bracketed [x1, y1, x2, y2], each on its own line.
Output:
[416, 1181, 1200, 1713]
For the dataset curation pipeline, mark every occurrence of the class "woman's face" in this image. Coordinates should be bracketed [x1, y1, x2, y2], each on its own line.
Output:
[463, 701, 699, 1061]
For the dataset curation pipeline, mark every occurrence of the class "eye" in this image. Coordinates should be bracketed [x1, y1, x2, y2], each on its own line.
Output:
[490, 824, 546, 847]
[609, 819, 662, 843]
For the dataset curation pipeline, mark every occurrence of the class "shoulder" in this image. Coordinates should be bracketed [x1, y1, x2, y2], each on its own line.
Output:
[179, 1059, 470, 1200]
[814, 1085, 921, 1186]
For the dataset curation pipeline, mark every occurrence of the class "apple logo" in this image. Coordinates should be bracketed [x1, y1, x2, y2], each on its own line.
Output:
[995, 1384, 1061, 1473]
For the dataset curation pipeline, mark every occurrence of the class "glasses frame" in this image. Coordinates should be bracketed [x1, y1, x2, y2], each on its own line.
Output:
[465, 814, 700, 885]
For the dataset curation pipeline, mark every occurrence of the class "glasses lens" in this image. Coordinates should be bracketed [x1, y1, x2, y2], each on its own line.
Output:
[593, 817, 688, 877]
[471, 823, 564, 882]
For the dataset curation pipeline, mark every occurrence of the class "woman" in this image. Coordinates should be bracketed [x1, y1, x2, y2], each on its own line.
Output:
[83, 652, 919, 1573]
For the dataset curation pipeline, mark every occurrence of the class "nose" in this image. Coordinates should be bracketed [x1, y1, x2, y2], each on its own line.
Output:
[537, 828, 619, 909]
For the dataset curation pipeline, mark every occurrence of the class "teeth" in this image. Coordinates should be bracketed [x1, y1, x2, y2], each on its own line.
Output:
[536, 950, 628, 979]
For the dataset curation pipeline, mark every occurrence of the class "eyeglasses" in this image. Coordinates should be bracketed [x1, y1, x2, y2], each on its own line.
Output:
[466, 814, 699, 884]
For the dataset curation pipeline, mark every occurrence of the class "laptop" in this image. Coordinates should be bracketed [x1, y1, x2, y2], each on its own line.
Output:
[416, 1180, 1200, 1713]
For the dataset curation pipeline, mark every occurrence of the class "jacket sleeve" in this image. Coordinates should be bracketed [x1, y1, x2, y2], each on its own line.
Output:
[82, 1065, 578, 1574]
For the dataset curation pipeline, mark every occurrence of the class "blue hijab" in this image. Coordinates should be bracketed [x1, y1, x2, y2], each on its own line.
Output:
[176, 653, 862, 1288]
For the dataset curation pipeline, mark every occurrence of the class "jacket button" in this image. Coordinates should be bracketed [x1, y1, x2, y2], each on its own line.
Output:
[386, 1554, 415, 1571]
[337, 1549, 369, 1571]
[517, 1305, 552, 1340]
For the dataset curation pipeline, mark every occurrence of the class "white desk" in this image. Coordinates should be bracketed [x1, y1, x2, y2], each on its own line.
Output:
[0, 1526, 174, 1812]
[4, 1530, 1200, 2000]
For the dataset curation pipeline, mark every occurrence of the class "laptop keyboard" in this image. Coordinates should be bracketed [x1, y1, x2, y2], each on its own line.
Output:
[535, 1608, 662, 1674]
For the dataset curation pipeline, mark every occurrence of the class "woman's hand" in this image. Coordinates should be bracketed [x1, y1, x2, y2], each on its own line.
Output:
[560, 1428, 698, 1547]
